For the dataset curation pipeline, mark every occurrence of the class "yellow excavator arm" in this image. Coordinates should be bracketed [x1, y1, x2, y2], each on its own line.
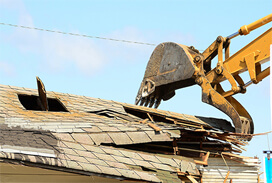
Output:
[136, 14, 272, 137]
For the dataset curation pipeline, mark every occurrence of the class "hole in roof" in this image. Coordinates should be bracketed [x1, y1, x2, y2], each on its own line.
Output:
[123, 106, 170, 123]
[18, 94, 68, 112]
[123, 107, 147, 119]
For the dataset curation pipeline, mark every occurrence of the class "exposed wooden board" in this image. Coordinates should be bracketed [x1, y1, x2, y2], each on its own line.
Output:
[187, 175, 198, 183]
[147, 123, 162, 131]
[139, 118, 149, 124]
[223, 171, 230, 183]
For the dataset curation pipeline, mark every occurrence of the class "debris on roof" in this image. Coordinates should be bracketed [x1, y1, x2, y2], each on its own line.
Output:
[0, 84, 263, 182]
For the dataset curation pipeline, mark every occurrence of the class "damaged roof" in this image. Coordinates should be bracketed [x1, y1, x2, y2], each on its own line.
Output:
[0, 84, 262, 182]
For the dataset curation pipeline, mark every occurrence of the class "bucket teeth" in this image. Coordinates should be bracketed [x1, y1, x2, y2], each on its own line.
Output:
[149, 97, 155, 108]
[135, 42, 196, 109]
[135, 98, 140, 105]
[144, 97, 150, 107]
[139, 98, 146, 106]
[154, 98, 161, 108]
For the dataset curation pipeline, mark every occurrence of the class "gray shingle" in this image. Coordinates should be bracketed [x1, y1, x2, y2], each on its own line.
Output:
[145, 131, 171, 142]
[131, 159, 155, 169]
[106, 161, 128, 169]
[108, 132, 133, 145]
[71, 133, 94, 145]
[138, 153, 162, 164]
[155, 155, 179, 168]
[79, 162, 102, 174]
[84, 157, 108, 166]
[101, 147, 124, 156]
[66, 160, 83, 170]
[111, 155, 136, 166]
[126, 131, 151, 144]
[88, 133, 113, 145]
[62, 141, 85, 151]
[96, 165, 122, 177]
[134, 170, 161, 183]
[66, 154, 87, 163]
[54, 133, 74, 142]
[119, 150, 143, 160]
[116, 168, 141, 180]
[99, 126, 120, 132]
[76, 150, 96, 159]
[80, 144, 105, 154]
[149, 162, 175, 172]
[93, 152, 116, 162]
[82, 126, 102, 133]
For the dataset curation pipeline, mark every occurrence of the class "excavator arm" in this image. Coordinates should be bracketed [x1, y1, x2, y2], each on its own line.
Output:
[136, 14, 272, 136]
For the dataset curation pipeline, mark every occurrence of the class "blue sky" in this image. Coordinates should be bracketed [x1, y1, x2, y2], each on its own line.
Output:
[0, 0, 271, 173]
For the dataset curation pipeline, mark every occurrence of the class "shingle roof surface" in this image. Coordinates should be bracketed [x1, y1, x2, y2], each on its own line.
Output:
[0, 84, 239, 182]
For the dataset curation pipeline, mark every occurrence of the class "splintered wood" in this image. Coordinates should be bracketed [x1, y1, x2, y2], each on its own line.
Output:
[122, 104, 260, 176]
[147, 122, 162, 131]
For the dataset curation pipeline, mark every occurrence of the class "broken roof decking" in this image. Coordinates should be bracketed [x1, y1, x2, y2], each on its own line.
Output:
[0, 84, 200, 182]
[0, 84, 260, 182]
[0, 84, 233, 134]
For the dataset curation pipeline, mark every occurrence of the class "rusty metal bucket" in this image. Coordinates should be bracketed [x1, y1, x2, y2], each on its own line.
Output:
[135, 42, 198, 108]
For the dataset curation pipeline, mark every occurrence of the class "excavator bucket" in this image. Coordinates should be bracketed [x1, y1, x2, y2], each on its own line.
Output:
[135, 42, 254, 137]
[135, 42, 199, 108]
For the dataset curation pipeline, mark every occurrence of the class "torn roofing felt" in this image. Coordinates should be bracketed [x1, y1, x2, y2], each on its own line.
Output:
[0, 84, 260, 182]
